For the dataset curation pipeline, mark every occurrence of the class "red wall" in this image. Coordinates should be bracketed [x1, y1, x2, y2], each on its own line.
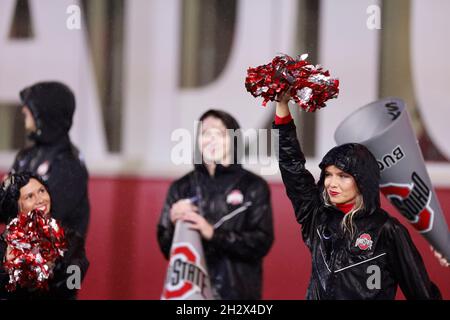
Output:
[77, 176, 449, 300]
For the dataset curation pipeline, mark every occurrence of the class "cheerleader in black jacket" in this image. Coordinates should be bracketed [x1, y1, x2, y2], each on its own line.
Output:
[0, 172, 89, 299]
[273, 95, 441, 300]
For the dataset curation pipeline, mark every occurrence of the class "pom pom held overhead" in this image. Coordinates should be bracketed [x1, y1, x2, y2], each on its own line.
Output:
[245, 53, 339, 112]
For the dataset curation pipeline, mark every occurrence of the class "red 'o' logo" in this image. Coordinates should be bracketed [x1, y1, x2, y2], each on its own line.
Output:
[355, 233, 373, 251]
[162, 243, 205, 300]
[380, 178, 434, 233]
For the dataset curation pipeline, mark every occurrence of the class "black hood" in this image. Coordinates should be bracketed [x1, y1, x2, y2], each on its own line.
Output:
[20, 81, 75, 144]
[317, 143, 380, 215]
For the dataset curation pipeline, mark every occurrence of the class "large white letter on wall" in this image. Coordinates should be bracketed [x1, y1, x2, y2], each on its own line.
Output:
[411, 0, 450, 160]
[316, 0, 381, 157]
[178, 0, 299, 133]
[122, 0, 298, 173]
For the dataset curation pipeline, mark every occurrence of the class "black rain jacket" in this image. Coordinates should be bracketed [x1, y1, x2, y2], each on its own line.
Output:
[158, 163, 274, 300]
[274, 120, 441, 300]
[11, 82, 90, 238]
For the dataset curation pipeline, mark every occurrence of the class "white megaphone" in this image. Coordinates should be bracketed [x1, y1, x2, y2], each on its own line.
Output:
[335, 97, 450, 260]
[161, 218, 214, 300]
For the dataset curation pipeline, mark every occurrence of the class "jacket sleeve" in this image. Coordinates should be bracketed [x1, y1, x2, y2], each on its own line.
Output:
[207, 178, 274, 261]
[10, 156, 19, 173]
[273, 120, 321, 246]
[46, 158, 90, 237]
[8, 148, 32, 174]
[0, 239, 9, 299]
[157, 182, 182, 259]
[387, 218, 442, 300]
[49, 229, 89, 298]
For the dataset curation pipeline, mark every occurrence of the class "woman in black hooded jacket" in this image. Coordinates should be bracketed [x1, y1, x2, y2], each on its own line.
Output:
[11, 81, 90, 239]
[158, 109, 274, 300]
[273, 95, 441, 299]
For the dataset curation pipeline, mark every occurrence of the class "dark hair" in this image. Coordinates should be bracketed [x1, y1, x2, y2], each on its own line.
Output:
[195, 109, 243, 164]
[0, 172, 50, 224]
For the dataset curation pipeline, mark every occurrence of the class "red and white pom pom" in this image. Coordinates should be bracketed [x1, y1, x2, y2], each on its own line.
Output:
[245, 53, 339, 112]
[3, 209, 67, 292]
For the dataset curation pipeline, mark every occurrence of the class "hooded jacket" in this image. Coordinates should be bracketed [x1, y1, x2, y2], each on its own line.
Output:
[157, 164, 274, 300]
[11, 82, 90, 238]
[274, 120, 441, 300]
[157, 110, 274, 300]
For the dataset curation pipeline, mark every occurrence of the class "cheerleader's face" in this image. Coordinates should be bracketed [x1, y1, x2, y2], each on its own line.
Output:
[22, 106, 37, 133]
[199, 116, 231, 165]
[324, 165, 359, 205]
[18, 178, 51, 215]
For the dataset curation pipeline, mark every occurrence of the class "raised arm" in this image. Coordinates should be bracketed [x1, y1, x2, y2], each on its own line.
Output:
[273, 97, 322, 245]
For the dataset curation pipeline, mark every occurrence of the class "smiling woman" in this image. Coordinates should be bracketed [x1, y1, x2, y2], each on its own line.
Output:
[17, 177, 51, 216]
[0, 172, 89, 299]
[158, 109, 274, 300]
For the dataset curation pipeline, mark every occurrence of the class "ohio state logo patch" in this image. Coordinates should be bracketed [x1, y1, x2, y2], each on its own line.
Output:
[226, 189, 244, 206]
[37, 161, 50, 176]
[355, 233, 373, 251]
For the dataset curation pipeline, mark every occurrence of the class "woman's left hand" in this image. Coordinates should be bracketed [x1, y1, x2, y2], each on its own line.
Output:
[182, 211, 214, 240]
[46, 261, 56, 272]
[431, 246, 449, 267]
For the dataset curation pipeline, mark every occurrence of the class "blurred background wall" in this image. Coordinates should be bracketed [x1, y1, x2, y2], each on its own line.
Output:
[0, 0, 448, 299]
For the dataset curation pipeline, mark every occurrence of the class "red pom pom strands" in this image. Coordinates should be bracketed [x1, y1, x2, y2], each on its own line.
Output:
[245, 53, 339, 112]
[3, 209, 67, 292]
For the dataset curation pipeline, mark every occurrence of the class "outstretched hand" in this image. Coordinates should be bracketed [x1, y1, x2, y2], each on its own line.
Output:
[279, 91, 291, 104]
[276, 92, 291, 117]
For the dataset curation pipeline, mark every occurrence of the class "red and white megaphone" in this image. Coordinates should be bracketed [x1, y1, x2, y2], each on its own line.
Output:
[161, 219, 214, 300]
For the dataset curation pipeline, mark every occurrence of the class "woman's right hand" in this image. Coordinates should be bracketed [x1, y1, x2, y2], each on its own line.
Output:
[169, 199, 199, 224]
[6, 245, 14, 262]
[276, 92, 291, 117]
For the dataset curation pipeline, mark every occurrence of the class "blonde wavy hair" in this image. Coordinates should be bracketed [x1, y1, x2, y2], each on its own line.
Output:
[322, 189, 365, 237]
